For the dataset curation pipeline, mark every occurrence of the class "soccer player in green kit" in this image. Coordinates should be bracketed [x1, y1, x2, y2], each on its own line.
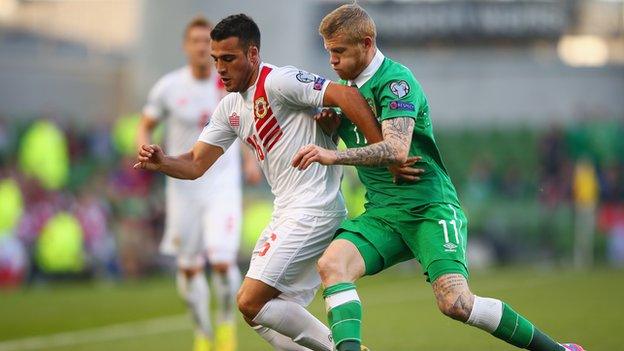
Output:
[292, 4, 584, 351]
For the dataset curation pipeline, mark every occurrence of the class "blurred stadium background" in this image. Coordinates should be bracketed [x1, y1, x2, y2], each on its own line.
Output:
[0, 0, 623, 350]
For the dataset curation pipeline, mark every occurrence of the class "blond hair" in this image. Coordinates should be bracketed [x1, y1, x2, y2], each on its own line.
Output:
[184, 16, 212, 39]
[319, 3, 376, 43]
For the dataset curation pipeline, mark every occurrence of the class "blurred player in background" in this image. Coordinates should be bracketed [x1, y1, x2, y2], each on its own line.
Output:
[136, 16, 261, 351]
[292, 4, 584, 351]
[134, 13, 408, 351]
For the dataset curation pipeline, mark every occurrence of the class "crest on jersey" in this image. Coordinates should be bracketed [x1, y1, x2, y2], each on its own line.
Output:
[296, 70, 315, 83]
[254, 97, 269, 119]
[389, 80, 410, 99]
[228, 112, 240, 127]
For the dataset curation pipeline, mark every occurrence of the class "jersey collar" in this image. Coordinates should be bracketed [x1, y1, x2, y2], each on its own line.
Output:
[349, 49, 384, 88]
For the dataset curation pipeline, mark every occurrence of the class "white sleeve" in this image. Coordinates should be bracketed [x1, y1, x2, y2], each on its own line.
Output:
[266, 66, 331, 109]
[142, 77, 169, 120]
[197, 99, 238, 153]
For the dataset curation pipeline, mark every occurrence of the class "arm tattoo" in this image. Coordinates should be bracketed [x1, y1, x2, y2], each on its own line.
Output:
[333, 117, 414, 166]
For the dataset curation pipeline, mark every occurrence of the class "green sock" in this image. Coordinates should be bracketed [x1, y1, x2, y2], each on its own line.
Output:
[324, 283, 362, 350]
[493, 303, 564, 351]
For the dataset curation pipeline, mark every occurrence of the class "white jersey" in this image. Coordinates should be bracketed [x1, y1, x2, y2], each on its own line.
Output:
[199, 63, 345, 217]
[143, 66, 241, 199]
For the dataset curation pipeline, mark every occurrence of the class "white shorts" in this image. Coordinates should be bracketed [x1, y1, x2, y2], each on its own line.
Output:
[246, 212, 345, 307]
[160, 186, 242, 268]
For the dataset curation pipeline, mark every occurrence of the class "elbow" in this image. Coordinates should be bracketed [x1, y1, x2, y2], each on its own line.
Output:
[188, 166, 206, 180]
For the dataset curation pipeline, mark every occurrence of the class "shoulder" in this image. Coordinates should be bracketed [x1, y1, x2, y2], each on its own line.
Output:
[266, 65, 318, 90]
[151, 67, 186, 94]
[377, 59, 423, 98]
[222, 91, 239, 103]
[216, 92, 239, 111]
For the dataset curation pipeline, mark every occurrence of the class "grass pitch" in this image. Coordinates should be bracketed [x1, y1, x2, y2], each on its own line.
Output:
[0, 266, 620, 351]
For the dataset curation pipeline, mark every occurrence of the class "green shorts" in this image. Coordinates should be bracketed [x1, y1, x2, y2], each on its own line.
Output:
[335, 202, 469, 283]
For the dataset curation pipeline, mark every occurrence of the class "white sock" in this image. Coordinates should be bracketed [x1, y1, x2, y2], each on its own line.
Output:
[466, 295, 503, 333]
[177, 271, 212, 337]
[252, 298, 332, 351]
[252, 325, 311, 351]
[211, 265, 241, 325]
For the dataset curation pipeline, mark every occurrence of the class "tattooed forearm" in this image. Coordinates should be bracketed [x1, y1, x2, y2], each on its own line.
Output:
[333, 117, 414, 167]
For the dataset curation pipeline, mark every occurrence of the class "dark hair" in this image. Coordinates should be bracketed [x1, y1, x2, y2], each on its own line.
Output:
[211, 14, 261, 50]
[184, 16, 212, 39]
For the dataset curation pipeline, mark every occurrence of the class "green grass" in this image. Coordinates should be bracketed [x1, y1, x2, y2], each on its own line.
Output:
[0, 267, 621, 350]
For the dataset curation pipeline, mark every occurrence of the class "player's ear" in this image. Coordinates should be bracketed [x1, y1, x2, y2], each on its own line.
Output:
[247, 45, 259, 65]
[363, 37, 374, 50]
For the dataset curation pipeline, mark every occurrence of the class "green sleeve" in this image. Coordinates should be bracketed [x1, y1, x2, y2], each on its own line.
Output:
[377, 69, 423, 122]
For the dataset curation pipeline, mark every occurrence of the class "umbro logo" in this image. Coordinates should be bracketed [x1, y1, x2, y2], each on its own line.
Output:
[443, 242, 457, 252]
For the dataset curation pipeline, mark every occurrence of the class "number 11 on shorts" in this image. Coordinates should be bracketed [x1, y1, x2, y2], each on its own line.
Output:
[438, 219, 459, 252]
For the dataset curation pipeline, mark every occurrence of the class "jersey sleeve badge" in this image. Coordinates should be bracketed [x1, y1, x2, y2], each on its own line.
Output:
[389, 80, 410, 98]
[296, 70, 316, 83]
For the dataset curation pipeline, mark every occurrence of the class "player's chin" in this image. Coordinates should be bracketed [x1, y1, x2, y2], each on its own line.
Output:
[221, 79, 235, 91]
[336, 70, 354, 81]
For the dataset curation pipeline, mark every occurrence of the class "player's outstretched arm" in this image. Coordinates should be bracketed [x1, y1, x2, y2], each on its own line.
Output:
[134, 141, 224, 180]
[335, 116, 414, 166]
[293, 117, 418, 169]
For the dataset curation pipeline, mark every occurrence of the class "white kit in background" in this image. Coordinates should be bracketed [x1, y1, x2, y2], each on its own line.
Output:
[143, 66, 242, 267]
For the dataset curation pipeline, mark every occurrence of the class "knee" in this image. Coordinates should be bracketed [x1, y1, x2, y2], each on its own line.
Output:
[236, 287, 263, 320]
[435, 292, 474, 322]
[211, 263, 229, 275]
[317, 252, 349, 285]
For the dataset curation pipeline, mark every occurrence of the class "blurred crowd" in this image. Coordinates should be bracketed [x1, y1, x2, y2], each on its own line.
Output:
[1, 116, 623, 289]
[0, 115, 166, 287]
[453, 118, 624, 266]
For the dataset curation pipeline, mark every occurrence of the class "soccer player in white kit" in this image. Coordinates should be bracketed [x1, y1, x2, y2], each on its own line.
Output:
[135, 14, 384, 351]
[136, 17, 261, 351]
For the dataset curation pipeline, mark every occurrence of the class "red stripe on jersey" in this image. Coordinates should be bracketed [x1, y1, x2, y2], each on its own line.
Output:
[258, 115, 277, 139]
[254, 65, 284, 154]
[253, 66, 275, 120]
[266, 130, 283, 152]
[263, 125, 282, 147]
[255, 111, 273, 129]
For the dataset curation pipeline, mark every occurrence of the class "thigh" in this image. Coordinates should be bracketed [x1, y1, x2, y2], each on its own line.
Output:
[239, 276, 281, 304]
[401, 203, 469, 283]
[334, 231, 383, 276]
[246, 213, 343, 307]
[203, 191, 242, 265]
[338, 208, 414, 275]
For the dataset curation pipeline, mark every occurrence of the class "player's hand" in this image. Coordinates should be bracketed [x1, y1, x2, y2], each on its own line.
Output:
[314, 108, 341, 136]
[388, 156, 424, 183]
[133, 144, 164, 171]
[291, 144, 337, 170]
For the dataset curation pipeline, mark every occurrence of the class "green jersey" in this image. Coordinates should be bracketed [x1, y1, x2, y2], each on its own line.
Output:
[337, 54, 459, 208]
